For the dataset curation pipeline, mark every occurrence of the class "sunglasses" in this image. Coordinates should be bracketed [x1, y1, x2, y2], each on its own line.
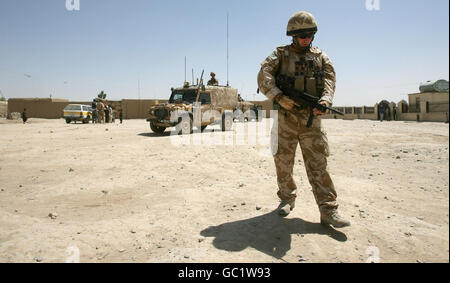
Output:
[296, 33, 314, 39]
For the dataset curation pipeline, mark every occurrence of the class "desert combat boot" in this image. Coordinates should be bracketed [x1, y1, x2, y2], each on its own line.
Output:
[278, 200, 296, 217]
[320, 208, 351, 228]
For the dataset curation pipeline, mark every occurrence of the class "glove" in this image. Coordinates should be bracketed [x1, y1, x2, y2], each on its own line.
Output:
[275, 95, 296, 111]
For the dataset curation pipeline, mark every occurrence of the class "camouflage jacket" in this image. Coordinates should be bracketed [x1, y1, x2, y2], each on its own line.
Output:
[96, 102, 105, 111]
[257, 44, 336, 106]
[207, 78, 219, 86]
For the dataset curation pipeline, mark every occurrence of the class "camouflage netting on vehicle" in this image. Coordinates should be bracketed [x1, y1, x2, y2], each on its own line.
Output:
[206, 86, 238, 109]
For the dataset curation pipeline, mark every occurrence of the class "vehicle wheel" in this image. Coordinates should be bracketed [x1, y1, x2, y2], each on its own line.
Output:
[244, 117, 249, 122]
[66, 119, 71, 124]
[150, 122, 166, 134]
[176, 115, 193, 135]
[221, 112, 233, 131]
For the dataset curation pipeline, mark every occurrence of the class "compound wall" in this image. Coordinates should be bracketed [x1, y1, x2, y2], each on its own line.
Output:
[7, 98, 169, 120]
[0, 101, 7, 118]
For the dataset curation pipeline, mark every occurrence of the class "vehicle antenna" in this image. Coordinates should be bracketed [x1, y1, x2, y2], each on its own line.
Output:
[227, 12, 229, 87]
[195, 70, 205, 103]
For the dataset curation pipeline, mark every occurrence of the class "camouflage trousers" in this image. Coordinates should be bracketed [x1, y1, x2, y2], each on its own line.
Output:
[272, 108, 338, 211]
[98, 111, 105, 123]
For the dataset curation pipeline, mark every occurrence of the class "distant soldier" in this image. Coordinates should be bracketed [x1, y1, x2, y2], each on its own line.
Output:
[97, 100, 105, 123]
[21, 108, 28, 124]
[91, 99, 98, 124]
[119, 109, 123, 124]
[92, 109, 98, 124]
[207, 72, 219, 86]
[379, 105, 384, 122]
[108, 105, 113, 123]
[385, 106, 391, 121]
[105, 104, 110, 123]
[393, 106, 397, 121]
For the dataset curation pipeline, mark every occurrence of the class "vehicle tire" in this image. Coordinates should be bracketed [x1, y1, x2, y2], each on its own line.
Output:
[221, 112, 233, 131]
[82, 119, 89, 124]
[66, 119, 71, 124]
[176, 114, 193, 135]
[150, 122, 166, 134]
[244, 117, 249, 122]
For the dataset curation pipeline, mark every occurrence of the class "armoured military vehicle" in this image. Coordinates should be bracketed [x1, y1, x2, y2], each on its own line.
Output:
[147, 81, 238, 134]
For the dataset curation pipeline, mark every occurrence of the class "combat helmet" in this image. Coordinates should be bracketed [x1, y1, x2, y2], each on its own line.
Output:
[286, 11, 318, 36]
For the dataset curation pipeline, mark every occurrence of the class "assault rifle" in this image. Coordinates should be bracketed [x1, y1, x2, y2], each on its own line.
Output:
[276, 74, 344, 128]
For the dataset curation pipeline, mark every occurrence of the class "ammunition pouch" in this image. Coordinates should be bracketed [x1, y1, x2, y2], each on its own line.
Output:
[305, 77, 317, 96]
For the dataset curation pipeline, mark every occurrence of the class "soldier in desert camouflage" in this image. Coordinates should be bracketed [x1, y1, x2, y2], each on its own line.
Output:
[257, 11, 350, 228]
[207, 72, 219, 86]
[96, 99, 105, 124]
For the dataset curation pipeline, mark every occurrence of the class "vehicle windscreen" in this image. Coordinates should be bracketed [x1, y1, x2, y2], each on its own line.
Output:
[65, 105, 81, 111]
[199, 92, 211, 105]
[169, 90, 198, 104]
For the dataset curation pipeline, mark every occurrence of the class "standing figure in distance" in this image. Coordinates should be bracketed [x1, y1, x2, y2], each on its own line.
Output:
[21, 108, 28, 124]
[379, 105, 384, 122]
[207, 72, 219, 86]
[104, 104, 110, 123]
[97, 100, 105, 124]
[257, 11, 350, 228]
[91, 99, 98, 124]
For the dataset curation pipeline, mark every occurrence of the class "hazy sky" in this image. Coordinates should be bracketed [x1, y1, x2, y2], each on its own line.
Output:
[0, 0, 448, 106]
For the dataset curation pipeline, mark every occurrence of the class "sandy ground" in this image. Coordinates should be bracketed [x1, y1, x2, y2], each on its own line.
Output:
[0, 117, 448, 263]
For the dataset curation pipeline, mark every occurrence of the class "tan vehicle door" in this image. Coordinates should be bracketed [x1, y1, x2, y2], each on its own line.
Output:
[199, 92, 214, 124]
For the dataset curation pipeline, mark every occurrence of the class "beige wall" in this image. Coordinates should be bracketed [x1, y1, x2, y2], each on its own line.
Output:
[0, 101, 7, 118]
[7, 98, 69, 119]
[6, 93, 448, 123]
[122, 99, 168, 119]
[409, 92, 449, 105]
[7, 98, 169, 120]
[405, 92, 449, 122]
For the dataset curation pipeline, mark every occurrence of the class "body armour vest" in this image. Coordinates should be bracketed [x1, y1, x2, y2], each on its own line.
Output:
[277, 46, 325, 98]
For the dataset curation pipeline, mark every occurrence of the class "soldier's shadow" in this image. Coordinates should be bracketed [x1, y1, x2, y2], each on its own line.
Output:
[138, 128, 218, 138]
[138, 132, 172, 137]
[200, 210, 347, 260]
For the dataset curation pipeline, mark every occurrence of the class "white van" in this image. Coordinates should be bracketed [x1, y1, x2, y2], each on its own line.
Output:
[63, 104, 93, 124]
